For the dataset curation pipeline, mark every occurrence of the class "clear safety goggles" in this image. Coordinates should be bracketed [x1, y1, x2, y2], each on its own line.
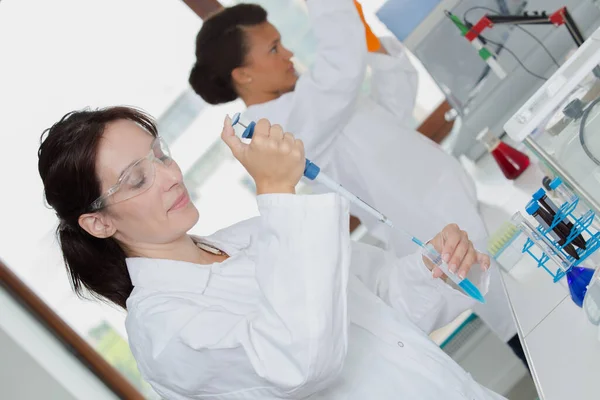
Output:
[88, 136, 172, 211]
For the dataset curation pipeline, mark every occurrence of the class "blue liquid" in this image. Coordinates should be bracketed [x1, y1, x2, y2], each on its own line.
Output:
[567, 266, 595, 307]
[459, 280, 486, 304]
[411, 237, 425, 247]
[416, 238, 486, 304]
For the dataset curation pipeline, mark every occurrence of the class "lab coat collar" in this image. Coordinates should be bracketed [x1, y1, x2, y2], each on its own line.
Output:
[126, 218, 258, 292]
[127, 256, 213, 293]
[195, 217, 258, 257]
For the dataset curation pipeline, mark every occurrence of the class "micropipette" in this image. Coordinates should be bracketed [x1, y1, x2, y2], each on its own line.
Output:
[231, 113, 486, 303]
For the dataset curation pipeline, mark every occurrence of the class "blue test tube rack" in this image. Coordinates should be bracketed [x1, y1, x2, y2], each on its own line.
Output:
[521, 196, 600, 282]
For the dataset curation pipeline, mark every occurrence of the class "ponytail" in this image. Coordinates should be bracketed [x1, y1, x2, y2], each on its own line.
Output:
[58, 223, 131, 309]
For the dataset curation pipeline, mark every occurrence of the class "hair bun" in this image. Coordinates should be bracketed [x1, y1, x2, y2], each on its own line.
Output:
[189, 61, 239, 105]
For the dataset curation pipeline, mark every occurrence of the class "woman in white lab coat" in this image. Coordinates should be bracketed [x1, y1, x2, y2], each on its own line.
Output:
[189, 0, 521, 357]
[38, 106, 504, 399]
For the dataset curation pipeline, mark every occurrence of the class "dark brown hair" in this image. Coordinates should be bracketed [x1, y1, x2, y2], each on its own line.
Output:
[189, 3, 268, 104]
[38, 106, 158, 309]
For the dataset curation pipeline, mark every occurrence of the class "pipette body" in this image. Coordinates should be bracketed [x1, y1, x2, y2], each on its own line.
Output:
[231, 113, 485, 303]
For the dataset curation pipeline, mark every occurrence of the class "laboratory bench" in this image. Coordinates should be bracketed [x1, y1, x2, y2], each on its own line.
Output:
[467, 152, 600, 400]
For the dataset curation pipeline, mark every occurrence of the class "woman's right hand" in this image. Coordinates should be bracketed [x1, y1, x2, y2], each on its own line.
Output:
[221, 116, 305, 194]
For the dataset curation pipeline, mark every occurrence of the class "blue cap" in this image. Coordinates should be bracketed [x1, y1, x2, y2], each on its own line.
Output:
[241, 121, 256, 139]
[304, 159, 320, 180]
[549, 177, 563, 190]
[525, 199, 540, 215]
[532, 188, 546, 201]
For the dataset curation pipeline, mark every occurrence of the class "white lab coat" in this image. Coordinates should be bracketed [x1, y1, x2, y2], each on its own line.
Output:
[243, 0, 516, 342]
[126, 193, 503, 399]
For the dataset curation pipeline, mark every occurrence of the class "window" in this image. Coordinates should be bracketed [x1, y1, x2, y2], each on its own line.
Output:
[157, 88, 206, 143]
[88, 321, 158, 398]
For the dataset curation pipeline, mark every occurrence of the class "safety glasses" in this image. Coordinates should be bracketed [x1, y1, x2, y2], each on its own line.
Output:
[88, 137, 172, 211]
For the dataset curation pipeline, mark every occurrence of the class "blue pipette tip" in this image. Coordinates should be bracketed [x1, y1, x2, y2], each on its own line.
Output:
[231, 112, 241, 126]
[458, 279, 486, 304]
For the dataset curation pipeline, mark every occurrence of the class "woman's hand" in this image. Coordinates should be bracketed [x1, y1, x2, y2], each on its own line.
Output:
[424, 224, 491, 280]
[221, 116, 305, 195]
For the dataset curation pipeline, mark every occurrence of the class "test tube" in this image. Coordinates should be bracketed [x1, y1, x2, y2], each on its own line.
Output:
[511, 212, 573, 272]
[525, 200, 579, 259]
[420, 243, 485, 303]
[549, 177, 600, 234]
[549, 177, 578, 204]
[532, 188, 586, 249]
[533, 188, 559, 213]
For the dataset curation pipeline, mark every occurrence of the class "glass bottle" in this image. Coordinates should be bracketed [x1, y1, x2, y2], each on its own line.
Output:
[477, 128, 530, 179]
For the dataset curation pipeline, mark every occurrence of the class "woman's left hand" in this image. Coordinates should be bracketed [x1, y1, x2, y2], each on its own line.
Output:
[424, 224, 491, 280]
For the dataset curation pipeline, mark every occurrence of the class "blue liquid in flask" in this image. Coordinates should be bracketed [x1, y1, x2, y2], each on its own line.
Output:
[567, 266, 595, 307]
